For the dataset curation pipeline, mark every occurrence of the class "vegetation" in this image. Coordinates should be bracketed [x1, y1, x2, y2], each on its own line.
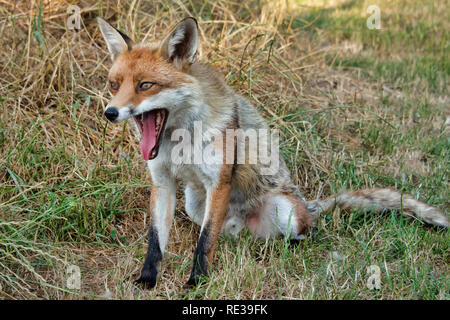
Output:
[0, 0, 448, 299]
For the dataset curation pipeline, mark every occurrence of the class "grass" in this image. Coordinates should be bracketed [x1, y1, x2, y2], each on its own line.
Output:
[0, 0, 448, 299]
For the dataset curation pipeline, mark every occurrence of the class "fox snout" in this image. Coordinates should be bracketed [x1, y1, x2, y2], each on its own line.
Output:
[103, 105, 133, 123]
[104, 107, 119, 122]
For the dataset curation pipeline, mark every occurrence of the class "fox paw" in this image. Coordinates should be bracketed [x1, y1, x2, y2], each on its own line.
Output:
[135, 271, 157, 290]
[185, 274, 207, 289]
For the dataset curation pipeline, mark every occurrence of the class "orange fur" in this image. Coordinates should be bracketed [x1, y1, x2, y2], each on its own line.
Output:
[283, 192, 312, 235]
[108, 46, 192, 109]
[205, 164, 233, 263]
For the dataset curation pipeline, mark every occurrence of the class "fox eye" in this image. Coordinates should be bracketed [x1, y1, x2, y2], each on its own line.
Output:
[109, 81, 120, 90]
[138, 82, 155, 91]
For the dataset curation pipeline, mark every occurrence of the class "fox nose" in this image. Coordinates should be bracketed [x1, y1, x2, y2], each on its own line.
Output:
[104, 107, 119, 122]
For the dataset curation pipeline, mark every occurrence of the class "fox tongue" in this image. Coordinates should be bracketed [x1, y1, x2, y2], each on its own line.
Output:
[140, 113, 157, 160]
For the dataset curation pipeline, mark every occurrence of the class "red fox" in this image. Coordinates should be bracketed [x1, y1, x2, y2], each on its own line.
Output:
[97, 17, 448, 288]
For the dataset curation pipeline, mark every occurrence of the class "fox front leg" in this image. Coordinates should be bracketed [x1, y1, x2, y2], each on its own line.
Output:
[136, 173, 176, 289]
[135, 223, 161, 289]
[186, 165, 233, 287]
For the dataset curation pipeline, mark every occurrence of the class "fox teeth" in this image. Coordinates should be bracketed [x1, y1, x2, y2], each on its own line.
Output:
[151, 150, 156, 157]
[156, 112, 161, 126]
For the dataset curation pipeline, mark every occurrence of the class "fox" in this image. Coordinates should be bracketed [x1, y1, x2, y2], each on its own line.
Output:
[97, 16, 448, 289]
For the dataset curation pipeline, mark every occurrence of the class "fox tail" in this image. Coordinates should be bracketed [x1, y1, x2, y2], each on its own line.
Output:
[305, 188, 448, 228]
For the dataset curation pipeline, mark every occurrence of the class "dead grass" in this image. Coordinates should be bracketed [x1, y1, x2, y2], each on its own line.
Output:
[0, 0, 448, 299]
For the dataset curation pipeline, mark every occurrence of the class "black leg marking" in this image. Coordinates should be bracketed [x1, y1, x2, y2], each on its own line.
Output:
[289, 238, 300, 247]
[186, 223, 211, 287]
[135, 225, 162, 289]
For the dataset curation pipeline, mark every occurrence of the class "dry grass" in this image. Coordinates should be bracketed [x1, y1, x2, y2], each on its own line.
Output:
[0, 0, 448, 299]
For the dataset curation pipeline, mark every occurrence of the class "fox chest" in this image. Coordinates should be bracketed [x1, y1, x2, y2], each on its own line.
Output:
[148, 138, 223, 190]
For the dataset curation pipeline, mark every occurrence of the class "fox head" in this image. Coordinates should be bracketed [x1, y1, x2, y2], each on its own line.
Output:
[97, 17, 202, 160]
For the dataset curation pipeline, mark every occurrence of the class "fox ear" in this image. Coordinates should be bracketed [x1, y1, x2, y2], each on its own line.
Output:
[161, 17, 198, 68]
[97, 17, 134, 61]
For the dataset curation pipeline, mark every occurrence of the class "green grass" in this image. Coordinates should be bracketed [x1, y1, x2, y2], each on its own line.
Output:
[293, 0, 449, 94]
[0, 0, 448, 299]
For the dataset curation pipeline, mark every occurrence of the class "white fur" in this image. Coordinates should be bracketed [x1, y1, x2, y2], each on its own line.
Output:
[109, 104, 133, 122]
[222, 216, 245, 237]
[184, 184, 205, 226]
[147, 163, 176, 253]
[249, 195, 299, 239]
[107, 85, 202, 126]
[167, 22, 198, 63]
[133, 85, 198, 116]
[185, 184, 245, 237]
[167, 24, 185, 57]
[97, 18, 128, 61]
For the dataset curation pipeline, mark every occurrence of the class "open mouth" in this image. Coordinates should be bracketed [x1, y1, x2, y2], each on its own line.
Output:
[134, 109, 168, 160]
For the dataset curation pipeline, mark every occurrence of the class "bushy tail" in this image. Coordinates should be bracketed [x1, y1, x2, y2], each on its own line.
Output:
[305, 188, 448, 228]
